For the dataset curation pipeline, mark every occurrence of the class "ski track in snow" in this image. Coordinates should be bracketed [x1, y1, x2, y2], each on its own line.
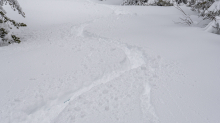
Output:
[2, 1, 220, 123]
[1, 2, 162, 123]
[21, 19, 160, 123]
[3, 21, 160, 123]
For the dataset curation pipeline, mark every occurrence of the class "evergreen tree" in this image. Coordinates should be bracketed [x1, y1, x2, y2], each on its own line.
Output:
[0, 0, 26, 44]
[122, 0, 173, 6]
[122, 0, 148, 5]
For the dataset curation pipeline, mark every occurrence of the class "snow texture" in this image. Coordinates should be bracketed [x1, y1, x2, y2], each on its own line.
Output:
[0, 0, 220, 123]
[208, 1, 220, 12]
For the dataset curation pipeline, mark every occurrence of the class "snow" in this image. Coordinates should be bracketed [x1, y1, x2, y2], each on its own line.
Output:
[1, 0, 220, 123]
[208, 1, 220, 12]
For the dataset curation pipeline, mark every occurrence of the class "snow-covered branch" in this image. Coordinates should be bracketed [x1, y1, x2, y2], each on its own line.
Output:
[0, 0, 26, 44]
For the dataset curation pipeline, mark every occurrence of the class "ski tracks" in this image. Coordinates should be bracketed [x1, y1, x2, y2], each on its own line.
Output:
[52, 21, 161, 122]
[2, 9, 161, 123]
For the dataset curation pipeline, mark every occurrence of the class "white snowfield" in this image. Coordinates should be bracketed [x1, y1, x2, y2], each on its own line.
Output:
[1, 0, 220, 123]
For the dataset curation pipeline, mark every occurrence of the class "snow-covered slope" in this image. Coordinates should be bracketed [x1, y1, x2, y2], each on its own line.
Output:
[90, 0, 124, 5]
[1, 0, 220, 123]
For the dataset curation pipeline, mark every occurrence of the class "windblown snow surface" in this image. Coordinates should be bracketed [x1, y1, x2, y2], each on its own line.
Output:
[1, 0, 220, 123]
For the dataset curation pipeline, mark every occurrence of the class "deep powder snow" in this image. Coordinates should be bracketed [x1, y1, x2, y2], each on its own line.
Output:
[0, 0, 220, 123]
